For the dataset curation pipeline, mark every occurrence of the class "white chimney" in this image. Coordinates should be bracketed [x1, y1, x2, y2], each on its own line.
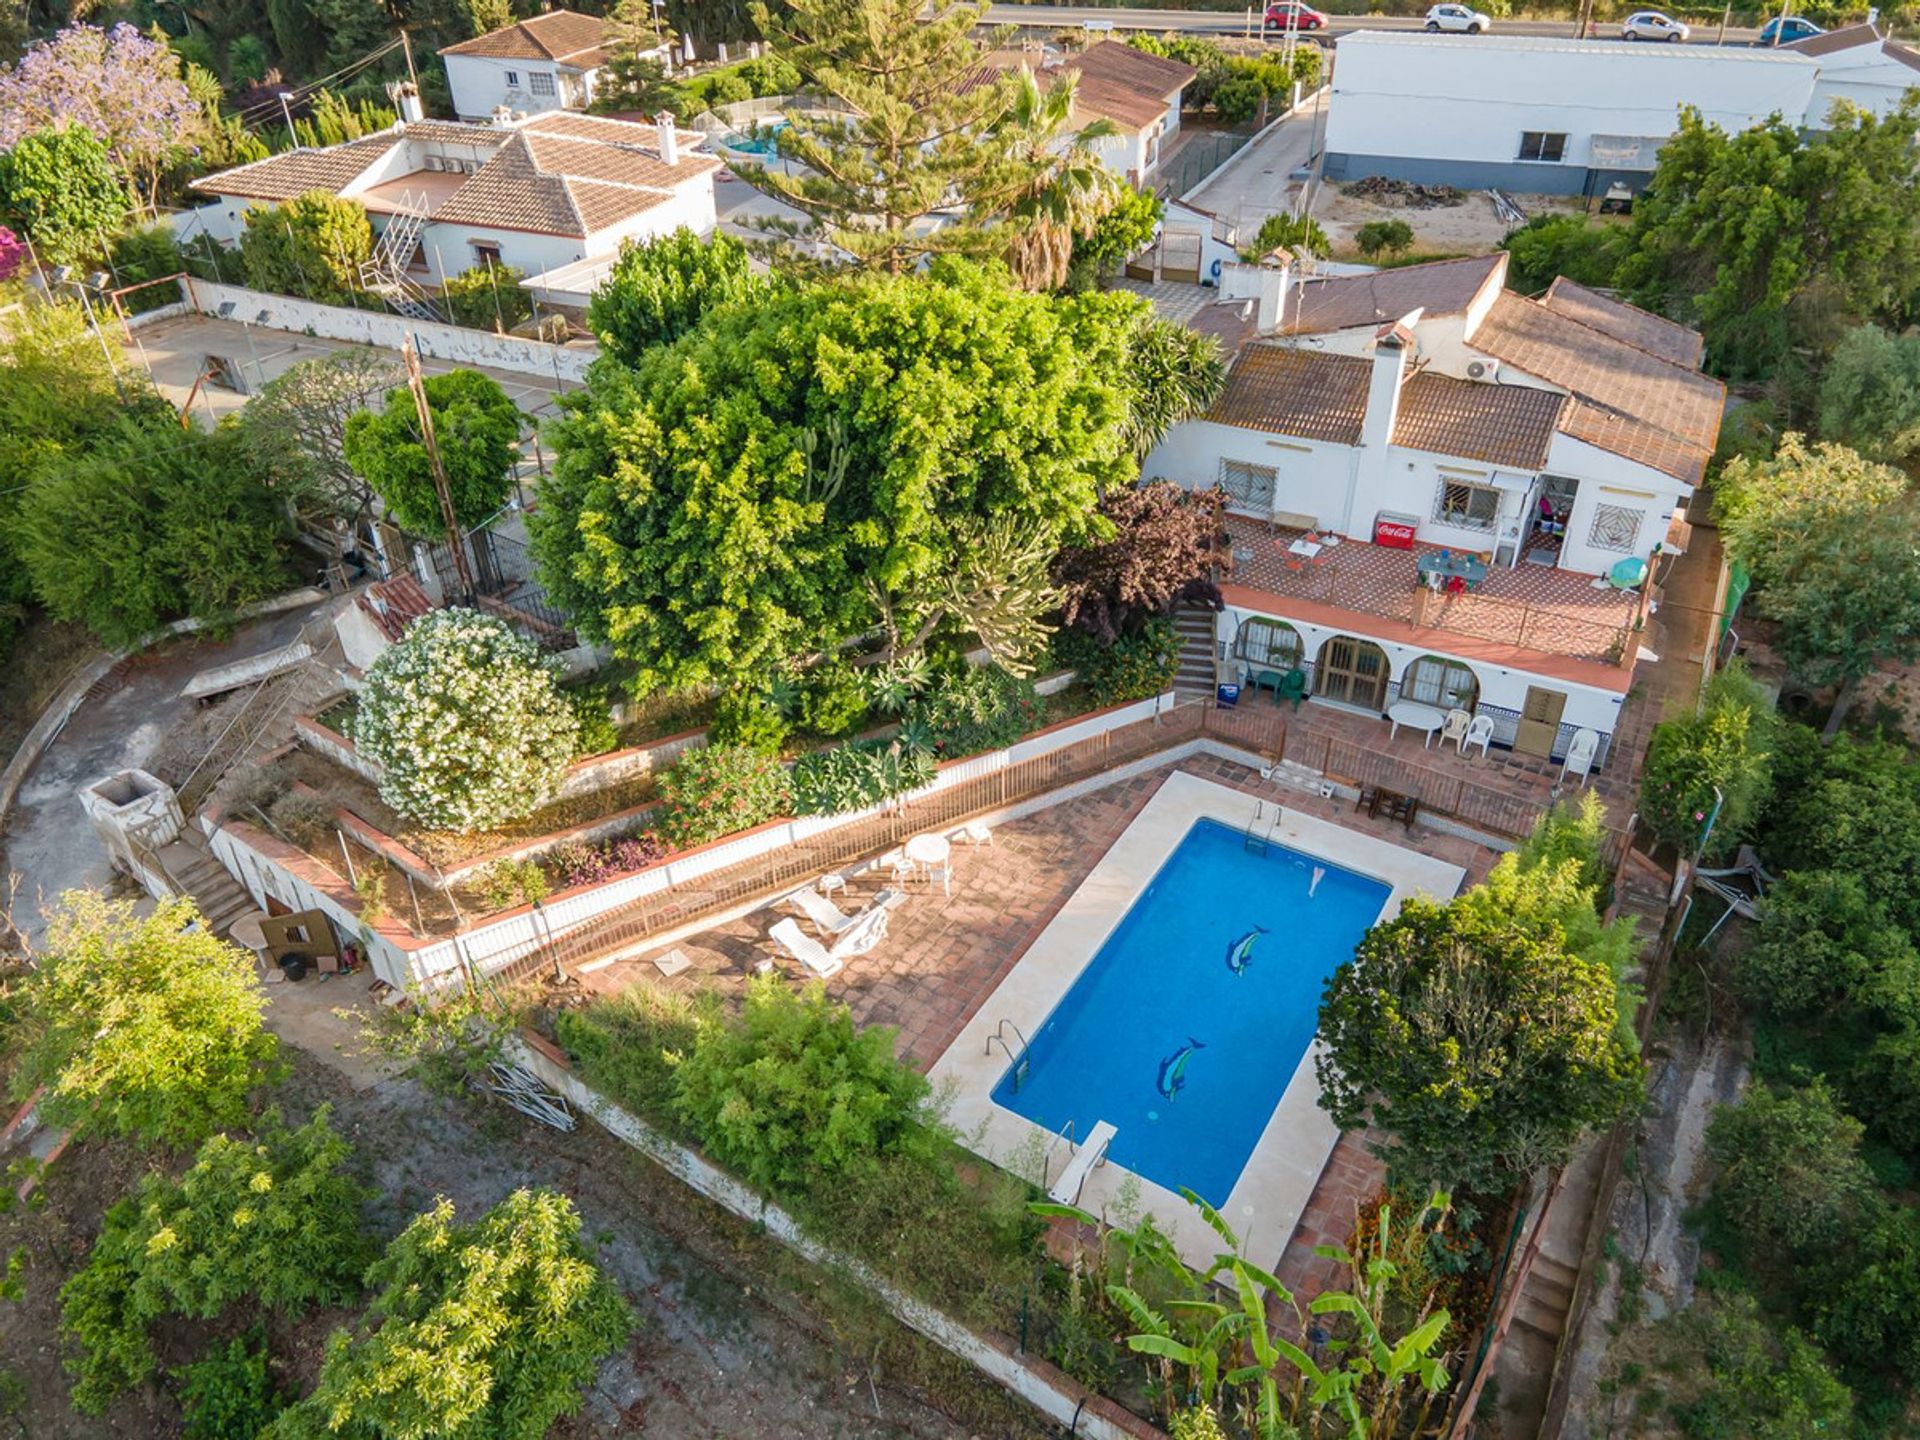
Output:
[1361, 310, 1421, 455]
[1219, 254, 1292, 334]
[491, 104, 514, 128]
[395, 83, 424, 125]
[655, 111, 679, 166]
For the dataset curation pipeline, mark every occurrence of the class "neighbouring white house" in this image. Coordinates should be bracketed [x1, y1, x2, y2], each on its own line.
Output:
[1323, 31, 1837, 197]
[438, 9, 646, 122]
[1786, 22, 1920, 118]
[187, 109, 719, 290]
[1140, 253, 1724, 768]
[965, 40, 1196, 187]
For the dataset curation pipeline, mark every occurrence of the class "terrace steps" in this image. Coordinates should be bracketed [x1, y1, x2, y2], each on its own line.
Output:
[155, 835, 257, 936]
[1172, 606, 1218, 695]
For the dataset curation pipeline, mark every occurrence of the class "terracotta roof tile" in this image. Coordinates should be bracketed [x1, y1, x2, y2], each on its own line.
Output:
[1542, 278, 1705, 368]
[439, 9, 606, 63]
[190, 135, 400, 200]
[1209, 345, 1373, 444]
[1391, 373, 1565, 469]
[358, 578, 435, 644]
[431, 132, 583, 233]
[1280, 255, 1504, 335]
[1063, 40, 1197, 99]
[524, 130, 716, 189]
[1472, 292, 1721, 484]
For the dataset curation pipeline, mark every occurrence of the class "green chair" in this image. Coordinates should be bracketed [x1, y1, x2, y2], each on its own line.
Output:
[1276, 669, 1307, 710]
[1247, 667, 1285, 699]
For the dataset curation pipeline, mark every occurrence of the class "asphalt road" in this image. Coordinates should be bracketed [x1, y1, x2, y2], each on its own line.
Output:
[985, 4, 1764, 43]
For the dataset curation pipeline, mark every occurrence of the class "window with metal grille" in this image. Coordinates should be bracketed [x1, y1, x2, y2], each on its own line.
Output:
[1400, 655, 1478, 710]
[529, 71, 556, 96]
[1434, 476, 1499, 531]
[1518, 131, 1567, 163]
[1232, 617, 1302, 668]
[1588, 502, 1642, 553]
[1219, 458, 1277, 511]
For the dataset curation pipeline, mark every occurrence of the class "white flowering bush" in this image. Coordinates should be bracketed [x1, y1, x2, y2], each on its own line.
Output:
[355, 609, 580, 833]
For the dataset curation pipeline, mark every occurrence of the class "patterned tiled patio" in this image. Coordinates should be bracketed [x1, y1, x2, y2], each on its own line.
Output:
[1225, 515, 1641, 663]
[579, 751, 1506, 1295]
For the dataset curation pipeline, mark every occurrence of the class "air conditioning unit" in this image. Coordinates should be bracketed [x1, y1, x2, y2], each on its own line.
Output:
[424, 155, 445, 171]
[1466, 358, 1500, 382]
[444, 158, 468, 174]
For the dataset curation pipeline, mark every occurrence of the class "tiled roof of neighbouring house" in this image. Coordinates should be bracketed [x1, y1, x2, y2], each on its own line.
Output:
[1542, 278, 1706, 369]
[357, 578, 435, 644]
[438, 9, 608, 65]
[1208, 345, 1374, 444]
[1471, 291, 1722, 485]
[1390, 372, 1567, 469]
[1279, 255, 1504, 335]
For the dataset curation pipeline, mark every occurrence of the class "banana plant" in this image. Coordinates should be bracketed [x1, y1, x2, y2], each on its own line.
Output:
[1106, 1281, 1248, 1414]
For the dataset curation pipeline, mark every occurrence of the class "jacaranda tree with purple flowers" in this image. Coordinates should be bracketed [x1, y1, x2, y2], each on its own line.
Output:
[0, 24, 201, 210]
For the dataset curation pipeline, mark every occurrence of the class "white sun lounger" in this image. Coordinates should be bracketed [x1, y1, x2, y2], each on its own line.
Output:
[769, 917, 846, 979]
[1048, 1119, 1117, 1205]
[787, 884, 860, 940]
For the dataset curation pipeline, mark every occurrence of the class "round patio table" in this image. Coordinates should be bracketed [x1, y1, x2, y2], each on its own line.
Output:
[903, 832, 952, 895]
[1387, 700, 1448, 748]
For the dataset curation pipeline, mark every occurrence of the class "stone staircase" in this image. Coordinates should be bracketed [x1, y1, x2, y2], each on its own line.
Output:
[1511, 1251, 1580, 1344]
[1172, 605, 1219, 696]
[154, 833, 256, 936]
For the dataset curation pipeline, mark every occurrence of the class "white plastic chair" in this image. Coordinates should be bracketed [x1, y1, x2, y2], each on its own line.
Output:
[1460, 714, 1495, 760]
[1438, 708, 1472, 750]
[1561, 727, 1600, 786]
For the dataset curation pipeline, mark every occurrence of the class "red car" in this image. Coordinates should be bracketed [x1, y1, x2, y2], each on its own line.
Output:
[1264, 2, 1327, 30]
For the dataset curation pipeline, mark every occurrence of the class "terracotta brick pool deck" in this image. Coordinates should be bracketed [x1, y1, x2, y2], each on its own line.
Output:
[578, 751, 1503, 1294]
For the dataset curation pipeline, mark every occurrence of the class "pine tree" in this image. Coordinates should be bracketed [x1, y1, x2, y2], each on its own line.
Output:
[741, 0, 1015, 272]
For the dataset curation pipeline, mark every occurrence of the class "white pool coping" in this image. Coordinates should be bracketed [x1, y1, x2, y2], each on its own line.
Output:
[930, 771, 1467, 1272]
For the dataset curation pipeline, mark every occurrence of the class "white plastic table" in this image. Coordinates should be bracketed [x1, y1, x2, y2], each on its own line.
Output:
[1387, 700, 1448, 748]
[903, 833, 952, 895]
[1287, 538, 1324, 559]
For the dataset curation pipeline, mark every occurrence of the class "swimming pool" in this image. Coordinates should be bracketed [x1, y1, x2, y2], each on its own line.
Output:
[726, 120, 787, 155]
[989, 818, 1390, 1207]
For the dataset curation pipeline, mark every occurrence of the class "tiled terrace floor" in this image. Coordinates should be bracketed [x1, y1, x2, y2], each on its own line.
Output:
[1225, 515, 1640, 663]
[579, 752, 1503, 1296]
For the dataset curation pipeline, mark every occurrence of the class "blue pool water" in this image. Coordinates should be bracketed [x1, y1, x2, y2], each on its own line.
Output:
[727, 120, 787, 155]
[991, 819, 1390, 1206]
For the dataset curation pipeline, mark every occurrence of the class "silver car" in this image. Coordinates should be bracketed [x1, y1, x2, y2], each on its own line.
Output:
[1621, 9, 1690, 40]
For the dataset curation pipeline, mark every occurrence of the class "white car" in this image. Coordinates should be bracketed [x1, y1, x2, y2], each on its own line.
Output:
[1424, 4, 1491, 33]
[1621, 9, 1690, 40]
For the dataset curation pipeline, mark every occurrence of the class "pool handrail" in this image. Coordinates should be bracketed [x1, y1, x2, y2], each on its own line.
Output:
[985, 1016, 1033, 1092]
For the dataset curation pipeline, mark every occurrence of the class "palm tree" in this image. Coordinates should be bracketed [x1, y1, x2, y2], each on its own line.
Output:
[1123, 315, 1226, 458]
[982, 67, 1122, 292]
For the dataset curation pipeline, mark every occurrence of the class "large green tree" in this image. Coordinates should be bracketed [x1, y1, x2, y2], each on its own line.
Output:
[740, 0, 1015, 272]
[1817, 323, 1920, 463]
[585, 226, 764, 367]
[1317, 848, 1642, 1191]
[0, 122, 131, 266]
[1498, 212, 1628, 297]
[268, 1189, 633, 1440]
[1619, 98, 1920, 379]
[1636, 661, 1775, 858]
[343, 367, 522, 538]
[14, 893, 282, 1147]
[16, 406, 290, 645]
[531, 261, 1142, 693]
[1717, 434, 1920, 729]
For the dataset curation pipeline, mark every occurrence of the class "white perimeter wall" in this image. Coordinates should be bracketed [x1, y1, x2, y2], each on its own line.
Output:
[179, 277, 597, 380]
[1325, 33, 1820, 173]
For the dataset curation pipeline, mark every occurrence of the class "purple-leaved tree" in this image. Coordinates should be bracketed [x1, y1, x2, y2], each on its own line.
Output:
[0, 24, 200, 210]
[0, 227, 24, 282]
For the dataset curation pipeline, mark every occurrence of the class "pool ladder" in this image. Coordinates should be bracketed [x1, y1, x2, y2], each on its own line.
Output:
[986, 1017, 1032, 1093]
[1244, 798, 1281, 856]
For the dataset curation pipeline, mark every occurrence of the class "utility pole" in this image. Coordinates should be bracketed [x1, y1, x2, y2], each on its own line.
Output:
[400, 27, 419, 88]
[402, 334, 475, 599]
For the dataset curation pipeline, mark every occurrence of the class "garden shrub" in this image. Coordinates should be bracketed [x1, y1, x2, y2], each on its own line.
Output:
[566, 682, 621, 758]
[795, 658, 870, 738]
[550, 833, 669, 889]
[474, 857, 549, 912]
[272, 1189, 632, 1440]
[1053, 617, 1179, 705]
[1658, 1292, 1853, 1440]
[710, 686, 791, 755]
[672, 975, 937, 1197]
[907, 665, 1041, 757]
[60, 1109, 371, 1411]
[1638, 662, 1775, 859]
[1759, 727, 1920, 934]
[1737, 870, 1920, 1025]
[355, 609, 580, 833]
[654, 744, 792, 848]
[791, 739, 936, 816]
[266, 789, 334, 848]
[176, 1332, 284, 1440]
[554, 987, 715, 1135]
[440, 262, 533, 332]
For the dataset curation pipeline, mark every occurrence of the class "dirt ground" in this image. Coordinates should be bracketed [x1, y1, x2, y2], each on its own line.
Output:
[1316, 185, 1586, 259]
[0, 1041, 1059, 1439]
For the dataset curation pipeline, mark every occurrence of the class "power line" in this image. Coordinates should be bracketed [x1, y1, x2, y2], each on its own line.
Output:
[230, 38, 407, 129]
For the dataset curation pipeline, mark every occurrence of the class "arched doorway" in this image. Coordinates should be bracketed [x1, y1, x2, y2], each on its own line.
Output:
[1232, 616, 1304, 672]
[1317, 635, 1391, 711]
[1399, 654, 1480, 712]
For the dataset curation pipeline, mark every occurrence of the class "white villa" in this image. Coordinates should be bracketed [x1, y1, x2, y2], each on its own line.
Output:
[967, 40, 1196, 188]
[186, 109, 719, 288]
[1142, 253, 1723, 769]
[438, 10, 651, 123]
